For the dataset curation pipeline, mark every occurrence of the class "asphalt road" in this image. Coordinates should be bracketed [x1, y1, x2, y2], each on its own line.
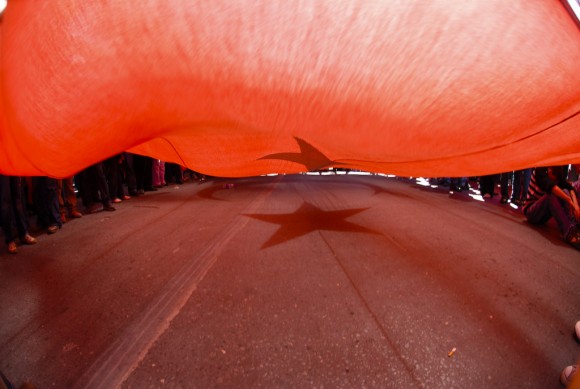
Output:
[0, 174, 578, 388]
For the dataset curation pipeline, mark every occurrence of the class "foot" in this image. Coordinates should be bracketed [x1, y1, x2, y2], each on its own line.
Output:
[7, 241, 17, 254]
[103, 204, 116, 212]
[47, 225, 59, 234]
[561, 365, 577, 386]
[112, 198, 122, 203]
[122, 195, 131, 201]
[85, 203, 102, 214]
[21, 234, 37, 245]
[69, 210, 83, 218]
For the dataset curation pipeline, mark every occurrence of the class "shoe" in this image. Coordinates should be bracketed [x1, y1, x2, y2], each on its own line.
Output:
[122, 195, 131, 201]
[69, 210, 83, 218]
[60, 213, 68, 224]
[575, 321, 580, 340]
[500, 196, 509, 204]
[483, 193, 491, 199]
[112, 198, 122, 203]
[85, 203, 102, 214]
[7, 241, 17, 254]
[47, 225, 59, 234]
[21, 234, 37, 245]
[103, 204, 116, 212]
[560, 365, 577, 386]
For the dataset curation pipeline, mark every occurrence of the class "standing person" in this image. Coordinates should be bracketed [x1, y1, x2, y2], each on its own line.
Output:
[123, 152, 139, 197]
[165, 162, 183, 185]
[106, 154, 131, 203]
[152, 159, 166, 188]
[133, 155, 156, 194]
[33, 176, 63, 234]
[58, 176, 83, 222]
[479, 174, 496, 199]
[511, 168, 532, 206]
[76, 162, 116, 214]
[0, 175, 37, 254]
[500, 171, 513, 204]
[522, 166, 580, 249]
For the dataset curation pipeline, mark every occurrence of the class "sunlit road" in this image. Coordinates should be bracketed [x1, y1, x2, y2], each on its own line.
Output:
[1, 174, 578, 388]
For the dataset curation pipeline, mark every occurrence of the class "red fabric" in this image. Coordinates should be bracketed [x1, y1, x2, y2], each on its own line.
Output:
[1, 1, 579, 178]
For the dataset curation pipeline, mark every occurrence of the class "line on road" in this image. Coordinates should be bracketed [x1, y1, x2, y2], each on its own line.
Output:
[318, 231, 423, 387]
[75, 178, 279, 389]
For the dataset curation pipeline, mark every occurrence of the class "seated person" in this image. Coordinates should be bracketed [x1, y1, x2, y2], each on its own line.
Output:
[522, 166, 580, 249]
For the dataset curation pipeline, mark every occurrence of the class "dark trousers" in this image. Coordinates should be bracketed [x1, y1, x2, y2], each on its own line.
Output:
[133, 155, 154, 191]
[33, 177, 62, 229]
[123, 152, 137, 195]
[524, 191, 577, 239]
[479, 175, 496, 197]
[0, 175, 29, 243]
[76, 163, 112, 207]
[105, 155, 125, 199]
[165, 163, 183, 184]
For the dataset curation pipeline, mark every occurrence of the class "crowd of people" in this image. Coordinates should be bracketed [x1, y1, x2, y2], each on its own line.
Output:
[431, 165, 580, 250]
[1, 161, 579, 254]
[0, 153, 204, 255]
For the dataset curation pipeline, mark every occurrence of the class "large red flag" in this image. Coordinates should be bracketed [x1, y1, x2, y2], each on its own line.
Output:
[1, 1, 579, 178]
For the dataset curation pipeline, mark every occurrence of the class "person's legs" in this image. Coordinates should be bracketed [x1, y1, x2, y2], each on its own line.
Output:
[152, 160, 162, 187]
[63, 177, 82, 217]
[32, 177, 49, 229]
[10, 177, 30, 239]
[523, 195, 553, 225]
[500, 172, 511, 202]
[511, 170, 523, 202]
[91, 163, 115, 210]
[0, 175, 17, 247]
[34, 177, 62, 233]
[44, 177, 62, 230]
[123, 152, 138, 196]
[547, 191, 577, 240]
[525, 192, 579, 249]
[523, 168, 532, 197]
[105, 157, 120, 201]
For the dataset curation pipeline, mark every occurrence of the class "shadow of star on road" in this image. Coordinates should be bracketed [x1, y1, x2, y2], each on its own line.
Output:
[258, 137, 334, 172]
[244, 201, 382, 249]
